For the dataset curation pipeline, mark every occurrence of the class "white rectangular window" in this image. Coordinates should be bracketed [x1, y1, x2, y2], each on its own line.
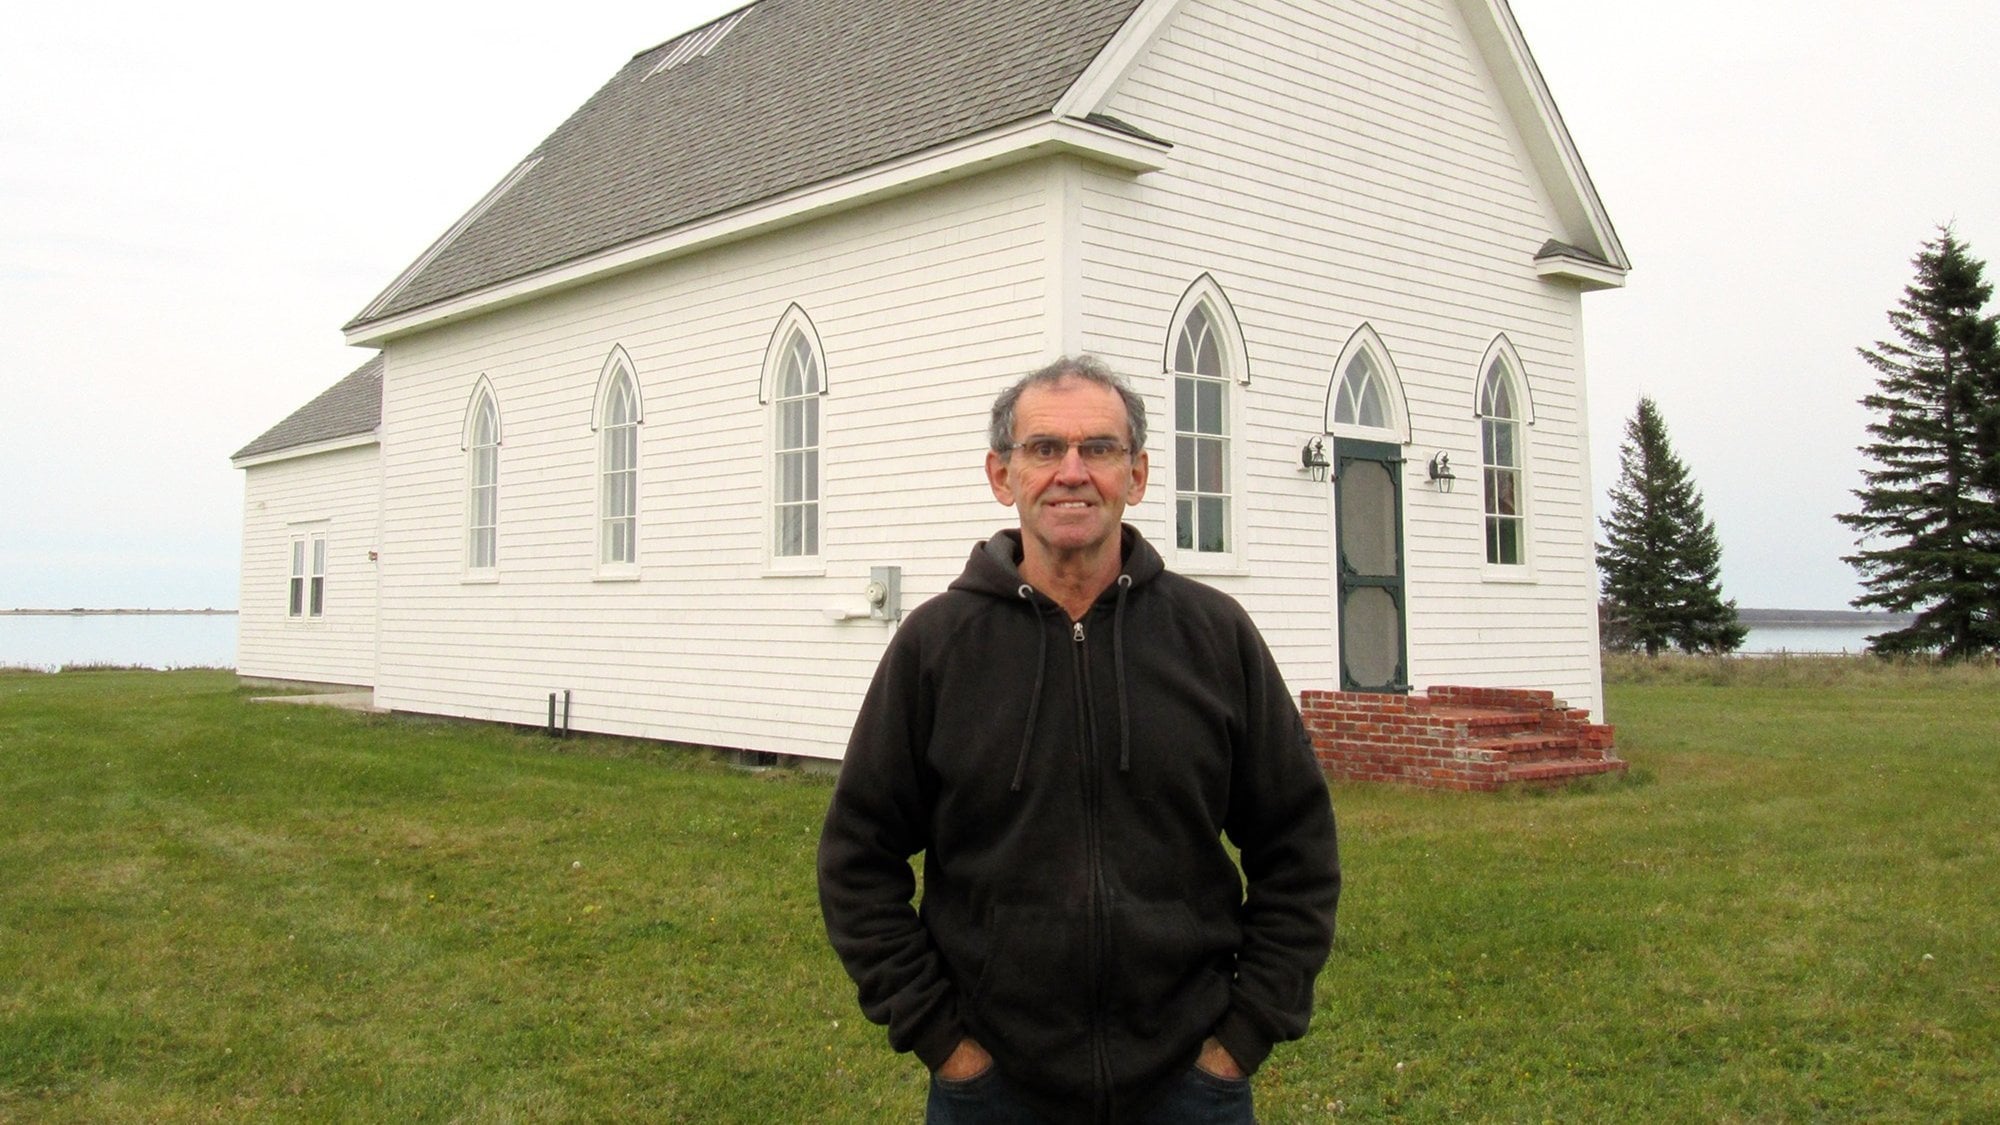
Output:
[601, 423, 637, 565]
[289, 535, 326, 618]
[1174, 372, 1229, 554]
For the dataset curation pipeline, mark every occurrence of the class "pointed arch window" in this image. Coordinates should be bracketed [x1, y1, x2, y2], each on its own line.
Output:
[1478, 352, 1528, 566]
[595, 353, 641, 569]
[1168, 274, 1240, 552]
[763, 311, 824, 560]
[465, 386, 500, 572]
[1173, 305, 1229, 553]
[1325, 324, 1410, 442]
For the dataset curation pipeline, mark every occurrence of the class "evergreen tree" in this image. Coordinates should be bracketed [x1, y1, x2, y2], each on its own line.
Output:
[1838, 227, 2000, 658]
[1597, 396, 1747, 654]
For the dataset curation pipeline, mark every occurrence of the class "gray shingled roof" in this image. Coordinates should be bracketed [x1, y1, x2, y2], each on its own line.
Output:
[348, 0, 1147, 330]
[232, 355, 383, 462]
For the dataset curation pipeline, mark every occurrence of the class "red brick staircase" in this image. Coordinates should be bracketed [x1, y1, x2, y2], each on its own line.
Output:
[1299, 685, 1626, 792]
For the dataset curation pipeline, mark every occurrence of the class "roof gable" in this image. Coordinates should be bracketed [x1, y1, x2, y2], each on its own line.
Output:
[1457, 0, 1628, 277]
[348, 0, 1147, 332]
[232, 355, 383, 464]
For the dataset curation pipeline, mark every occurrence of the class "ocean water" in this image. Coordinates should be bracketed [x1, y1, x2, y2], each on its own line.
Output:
[1738, 622, 1884, 655]
[0, 614, 237, 671]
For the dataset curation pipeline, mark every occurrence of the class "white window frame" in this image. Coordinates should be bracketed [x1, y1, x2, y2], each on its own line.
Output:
[759, 305, 827, 572]
[592, 346, 642, 579]
[1163, 274, 1250, 573]
[288, 532, 326, 620]
[464, 379, 501, 579]
[1476, 335, 1534, 577]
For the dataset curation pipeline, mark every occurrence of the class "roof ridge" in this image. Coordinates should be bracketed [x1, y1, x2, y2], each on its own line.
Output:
[627, 0, 762, 63]
[644, 6, 754, 79]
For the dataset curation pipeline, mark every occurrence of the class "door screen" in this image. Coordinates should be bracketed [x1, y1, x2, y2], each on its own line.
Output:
[1335, 440, 1407, 692]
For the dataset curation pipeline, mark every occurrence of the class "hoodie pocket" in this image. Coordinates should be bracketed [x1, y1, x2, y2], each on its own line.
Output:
[973, 905, 1091, 1060]
[1107, 900, 1231, 1040]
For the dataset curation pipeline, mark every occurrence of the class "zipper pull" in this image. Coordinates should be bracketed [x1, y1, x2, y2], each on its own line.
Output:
[1073, 621, 1085, 643]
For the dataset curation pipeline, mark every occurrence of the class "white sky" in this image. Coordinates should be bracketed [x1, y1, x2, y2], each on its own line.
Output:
[4, 1, 1996, 610]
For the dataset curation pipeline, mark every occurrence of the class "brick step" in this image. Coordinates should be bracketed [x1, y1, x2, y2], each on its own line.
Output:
[1418, 704, 1548, 737]
[1301, 686, 1625, 793]
[1505, 756, 1630, 786]
[1471, 732, 1598, 763]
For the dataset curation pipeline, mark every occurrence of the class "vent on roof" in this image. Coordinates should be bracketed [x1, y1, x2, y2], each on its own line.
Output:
[645, 7, 751, 79]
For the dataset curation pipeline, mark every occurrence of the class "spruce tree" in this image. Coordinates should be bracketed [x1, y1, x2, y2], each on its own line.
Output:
[1597, 396, 1747, 654]
[1839, 227, 2000, 658]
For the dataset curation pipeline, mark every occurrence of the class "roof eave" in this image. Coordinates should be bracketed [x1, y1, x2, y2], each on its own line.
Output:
[231, 430, 380, 470]
[345, 115, 1171, 347]
[1535, 254, 1627, 291]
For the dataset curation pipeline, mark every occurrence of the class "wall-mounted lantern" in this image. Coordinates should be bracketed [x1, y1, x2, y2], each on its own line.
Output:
[1427, 451, 1456, 493]
[1301, 436, 1330, 483]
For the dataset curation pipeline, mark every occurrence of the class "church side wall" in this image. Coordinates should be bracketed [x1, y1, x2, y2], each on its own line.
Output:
[373, 166, 1056, 759]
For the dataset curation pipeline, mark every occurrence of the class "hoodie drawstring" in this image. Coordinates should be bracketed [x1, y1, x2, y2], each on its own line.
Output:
[1008, 575, 1136, 788]
[1009, 584, 1045, 792]
[1113, 573, 1133, 773]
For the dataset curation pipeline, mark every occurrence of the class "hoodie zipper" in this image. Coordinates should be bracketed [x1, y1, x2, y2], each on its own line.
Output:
[1072, 616, 1115, 1117]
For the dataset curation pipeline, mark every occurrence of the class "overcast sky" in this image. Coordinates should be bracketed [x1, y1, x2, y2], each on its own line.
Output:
[5, 1, 1996, 611]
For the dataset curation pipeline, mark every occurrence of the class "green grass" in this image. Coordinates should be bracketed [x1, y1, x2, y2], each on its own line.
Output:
[2, 664, 1996, 1121]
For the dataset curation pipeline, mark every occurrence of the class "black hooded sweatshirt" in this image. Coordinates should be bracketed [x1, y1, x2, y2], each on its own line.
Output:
[817, 526, 1340, 1123]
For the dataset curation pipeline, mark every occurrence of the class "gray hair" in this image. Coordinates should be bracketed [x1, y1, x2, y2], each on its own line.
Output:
[988, 355, 1148, 456]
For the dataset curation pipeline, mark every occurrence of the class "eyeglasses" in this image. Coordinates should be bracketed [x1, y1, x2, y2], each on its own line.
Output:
[1005, 438, 1133, 467]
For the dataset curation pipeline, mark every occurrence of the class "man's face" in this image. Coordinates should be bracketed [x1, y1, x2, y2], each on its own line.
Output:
[985, 376, 1148, 563]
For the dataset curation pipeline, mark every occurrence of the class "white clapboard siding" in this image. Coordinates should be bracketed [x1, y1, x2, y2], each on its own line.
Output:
[372, 167, 1058, 758]
[1081, 0, 1605, 715]
[237, 443, 379, 686]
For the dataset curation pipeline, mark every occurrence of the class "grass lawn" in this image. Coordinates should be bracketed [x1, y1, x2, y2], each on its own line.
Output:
[2, 662, 1996, 1121]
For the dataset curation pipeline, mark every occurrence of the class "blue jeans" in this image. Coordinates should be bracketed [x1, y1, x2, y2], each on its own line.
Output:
[925, 1062, 1255, 1124]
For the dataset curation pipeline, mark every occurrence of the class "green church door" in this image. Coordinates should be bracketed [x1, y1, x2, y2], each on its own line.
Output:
[1334, 439, 1408, 692]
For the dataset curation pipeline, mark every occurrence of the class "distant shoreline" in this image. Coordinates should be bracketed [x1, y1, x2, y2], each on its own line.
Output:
[1, 609, 238, 617]
[1735, 608, 1915, 627]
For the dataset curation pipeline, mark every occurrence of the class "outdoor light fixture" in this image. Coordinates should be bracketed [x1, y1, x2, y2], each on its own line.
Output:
[1301, 436, 1330, 482]
[1427, 451, 1456, 492]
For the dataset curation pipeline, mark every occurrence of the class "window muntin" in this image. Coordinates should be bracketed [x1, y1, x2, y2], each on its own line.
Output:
[1479, 358, 1525, 566]
[1173, 304, 1230, 554]
[772, 330, 820, 558]
[1334, 351, 1390, 429]
[467, 392, 499, 571]
[599, 366, 639, 566]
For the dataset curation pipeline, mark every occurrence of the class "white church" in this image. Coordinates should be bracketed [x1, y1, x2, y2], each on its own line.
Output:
[233, 0, 1629, 779]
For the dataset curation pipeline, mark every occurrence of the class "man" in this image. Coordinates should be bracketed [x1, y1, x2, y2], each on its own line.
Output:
[818, 356, 1340, 1123]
